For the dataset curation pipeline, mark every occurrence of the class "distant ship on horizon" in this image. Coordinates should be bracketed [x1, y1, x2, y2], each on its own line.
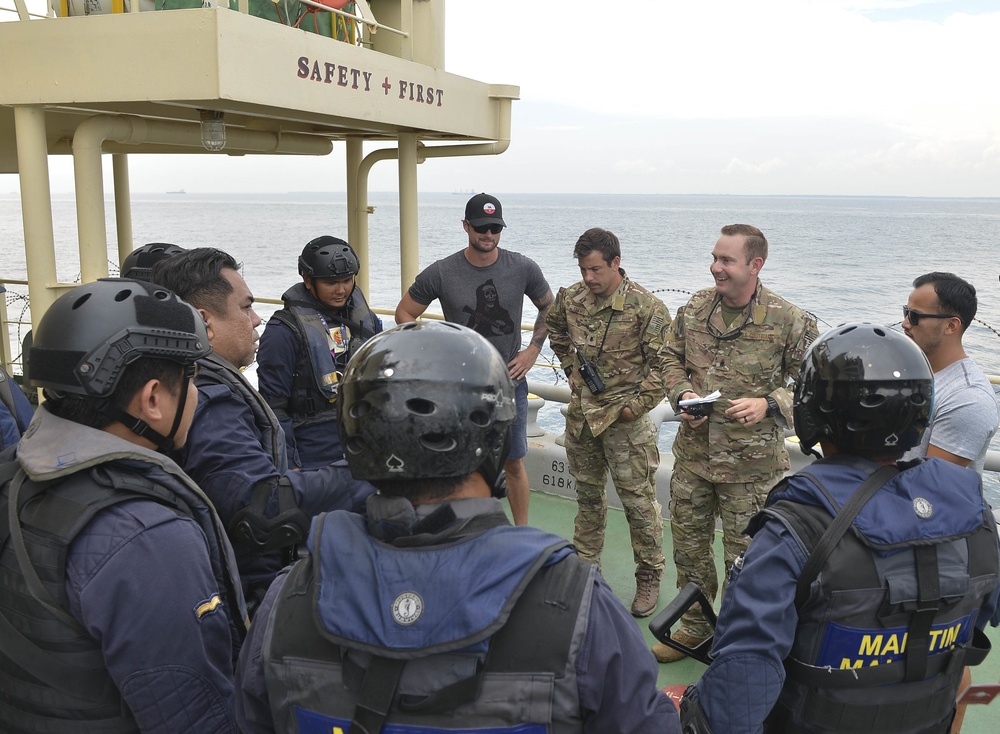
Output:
[167, 189, 186, 194]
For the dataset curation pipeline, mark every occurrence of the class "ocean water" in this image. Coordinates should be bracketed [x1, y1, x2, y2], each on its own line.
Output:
[2, 191, 1000, 501]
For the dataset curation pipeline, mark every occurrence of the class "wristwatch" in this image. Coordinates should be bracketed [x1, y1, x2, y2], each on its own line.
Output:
[563, 364, 573, 377]
[764, 395, 779, 418]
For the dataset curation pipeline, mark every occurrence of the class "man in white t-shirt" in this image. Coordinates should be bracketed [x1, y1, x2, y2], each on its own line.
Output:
[901, 271, 999, 474]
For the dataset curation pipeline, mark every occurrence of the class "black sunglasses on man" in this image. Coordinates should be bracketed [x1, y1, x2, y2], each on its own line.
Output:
[902, 305, 956, 326]
[470, 223, 504, 235]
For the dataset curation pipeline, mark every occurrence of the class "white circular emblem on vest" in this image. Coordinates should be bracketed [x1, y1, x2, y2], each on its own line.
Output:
[392, 592, 423, 625]
[913, 497, 933, 519]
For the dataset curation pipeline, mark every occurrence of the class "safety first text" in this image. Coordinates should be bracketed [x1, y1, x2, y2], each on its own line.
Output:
[296, 58, 444, 107]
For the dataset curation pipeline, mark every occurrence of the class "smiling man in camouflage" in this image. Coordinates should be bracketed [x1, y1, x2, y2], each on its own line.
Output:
[656, 224, 818, 662]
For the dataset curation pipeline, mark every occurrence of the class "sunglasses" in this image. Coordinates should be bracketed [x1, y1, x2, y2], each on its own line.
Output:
[902, 306, 956, 326]
[471, 223, 504, 235]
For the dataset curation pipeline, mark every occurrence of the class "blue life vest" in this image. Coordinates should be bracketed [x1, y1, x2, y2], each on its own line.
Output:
[263, 511, 592, 734]
[757, 457, 1000, 733]
[268, 282, 382, 418]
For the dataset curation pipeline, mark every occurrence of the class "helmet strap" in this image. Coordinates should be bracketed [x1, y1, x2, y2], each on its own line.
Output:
[488, 468, 509, 499]
[162, 373, 192, 448]
[481, 429, 511, 498]
[98, 401, 175, 453]
[96, 372, 191, 454]
[800, 443, 823, 459]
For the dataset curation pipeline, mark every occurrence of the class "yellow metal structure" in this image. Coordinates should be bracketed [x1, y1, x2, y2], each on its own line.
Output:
[0, 3, 519, 375]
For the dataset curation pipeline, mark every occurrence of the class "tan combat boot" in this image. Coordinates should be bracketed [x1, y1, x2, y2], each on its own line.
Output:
[630, 567, 661, 617]
[652, 630, 711, 663]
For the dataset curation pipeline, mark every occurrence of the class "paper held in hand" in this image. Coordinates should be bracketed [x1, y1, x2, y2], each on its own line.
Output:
[678, 390, 722, 407]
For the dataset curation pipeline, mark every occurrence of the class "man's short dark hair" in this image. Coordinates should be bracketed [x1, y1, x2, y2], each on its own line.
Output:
[151, 248, 241, 316]
[912, 272, 977, 332]
[721, 224, 768, 264]
[573, 228, 621, 265]
[45, 357, 184, 430]
[371, 476, 466, 503]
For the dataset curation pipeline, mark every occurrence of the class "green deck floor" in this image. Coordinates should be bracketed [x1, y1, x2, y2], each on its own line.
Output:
[524, 489, 1000, 732]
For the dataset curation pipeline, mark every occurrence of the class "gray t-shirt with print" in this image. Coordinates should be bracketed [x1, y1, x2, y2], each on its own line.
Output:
[408, 248, 549, 362]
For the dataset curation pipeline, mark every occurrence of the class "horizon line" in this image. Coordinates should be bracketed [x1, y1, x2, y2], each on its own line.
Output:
[11, 191, 1000, 201]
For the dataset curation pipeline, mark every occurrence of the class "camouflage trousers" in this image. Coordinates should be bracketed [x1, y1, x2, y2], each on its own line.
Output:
[668, 462, 780, 638]
[566, 414, 664, 572]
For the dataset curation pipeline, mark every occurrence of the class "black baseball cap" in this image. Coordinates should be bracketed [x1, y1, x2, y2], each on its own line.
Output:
[465, 193, 506, 228]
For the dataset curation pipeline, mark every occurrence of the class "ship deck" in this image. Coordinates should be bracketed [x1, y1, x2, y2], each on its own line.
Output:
[525, 490, 1000, 732]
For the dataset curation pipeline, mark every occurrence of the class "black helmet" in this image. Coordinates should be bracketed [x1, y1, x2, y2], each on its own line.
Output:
[339, 321, 516, 494]
[30, 279, 210, 398]
[298, 236, 360, 279]
[120, 242, 186, 281]
[794, 323, 933, 456]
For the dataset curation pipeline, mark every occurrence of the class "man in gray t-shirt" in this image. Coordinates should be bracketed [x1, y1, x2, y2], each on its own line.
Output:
[395, 193, 554, 526]
[899, 271, 1000, 731]
[901, 271, 999, 474]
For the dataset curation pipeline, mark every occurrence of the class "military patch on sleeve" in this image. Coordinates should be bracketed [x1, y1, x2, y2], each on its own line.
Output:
[195, 594, 223, 619]
[647, 314, 664, 336]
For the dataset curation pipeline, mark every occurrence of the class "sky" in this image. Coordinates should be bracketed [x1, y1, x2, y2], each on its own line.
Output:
[5, 0, 1000, 196]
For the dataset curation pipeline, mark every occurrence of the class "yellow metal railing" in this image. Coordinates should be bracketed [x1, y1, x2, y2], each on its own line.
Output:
[16, 0, 406, 44]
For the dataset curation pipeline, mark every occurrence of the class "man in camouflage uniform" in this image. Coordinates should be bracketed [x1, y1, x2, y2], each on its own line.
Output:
[546, 227, 672, 618]
[655, 223, 818, 663]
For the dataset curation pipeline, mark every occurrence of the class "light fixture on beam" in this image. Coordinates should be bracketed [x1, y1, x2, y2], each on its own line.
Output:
[199, 109, 226, 152]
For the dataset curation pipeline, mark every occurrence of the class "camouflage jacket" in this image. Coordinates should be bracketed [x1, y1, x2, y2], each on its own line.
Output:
[546, 270, 672, 438]
[663, 282, 818, 483]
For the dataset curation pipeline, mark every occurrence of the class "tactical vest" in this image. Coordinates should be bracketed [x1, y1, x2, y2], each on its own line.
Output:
[196, 353, 287, 473]
[267, 282, 380, 421]
[264, 514, 591, 734]
[0, 457, 246, 734]
[760, 459, 999, 734]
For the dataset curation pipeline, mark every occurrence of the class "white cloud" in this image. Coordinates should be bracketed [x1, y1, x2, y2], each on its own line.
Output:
[612, 159, 658, 174]
[723, 158, 787, 175]
[449, 2, 1000, 125]
[5, 1, 999, 196]
[442, 1, 1000, 195]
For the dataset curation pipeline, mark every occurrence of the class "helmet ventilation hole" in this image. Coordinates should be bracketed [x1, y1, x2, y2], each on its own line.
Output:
[345, 436, 367, 455]
[349, 400, 371, 419]
[71, 293, 92, 309]
[469, 409, 490, 427]
[421, 434, 458, 453]
[406, 398, 437, 415]
[114, 289, 132, 302]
